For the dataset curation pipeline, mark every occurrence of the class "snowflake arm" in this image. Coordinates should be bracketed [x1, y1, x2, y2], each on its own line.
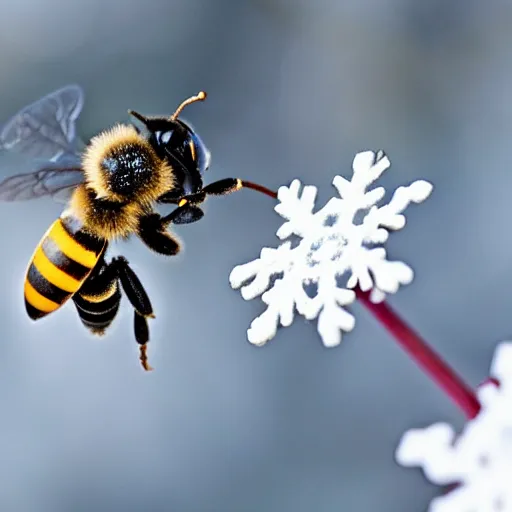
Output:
[274, 180, 319, 239]
[230, 150, 433, 347]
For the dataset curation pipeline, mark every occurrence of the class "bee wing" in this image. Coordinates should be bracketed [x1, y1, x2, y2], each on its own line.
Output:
[0, 154, 84, 202]
[0, 84, 85, 161]
[0, 85, 87, 203]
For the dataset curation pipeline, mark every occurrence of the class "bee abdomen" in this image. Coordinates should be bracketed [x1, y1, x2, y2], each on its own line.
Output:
[24, 215, 106, 320]
[73, 285, 121, 335]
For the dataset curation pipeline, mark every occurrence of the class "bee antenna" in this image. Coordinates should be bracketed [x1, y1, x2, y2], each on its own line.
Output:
[128, 110, 149, 125]
[170, 91, 207, 121]
[139, 343, 153, 371]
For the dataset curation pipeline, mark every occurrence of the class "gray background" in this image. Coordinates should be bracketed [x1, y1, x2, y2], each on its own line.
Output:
[0, 0, 510, 510]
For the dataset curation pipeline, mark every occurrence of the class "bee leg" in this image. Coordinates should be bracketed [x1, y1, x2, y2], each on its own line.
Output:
[137, 213, 182, 256]
[157, 189, 207, 226]
[201, 178, 277, 199]
[156, 190, 181, 204]
[161, 203, 204, 225]
[111, 256, 154, 371]
[112, 256, 154, 318]
[134, 311, 152, 371]
[201, 178, 242, 195]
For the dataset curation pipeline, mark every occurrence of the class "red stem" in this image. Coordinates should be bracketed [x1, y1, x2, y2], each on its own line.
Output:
[355, 287, 480, 419]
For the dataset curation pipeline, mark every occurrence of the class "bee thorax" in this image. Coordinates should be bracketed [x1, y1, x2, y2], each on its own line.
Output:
[101, 144, 155, 198]
[82, 124, 174, 204]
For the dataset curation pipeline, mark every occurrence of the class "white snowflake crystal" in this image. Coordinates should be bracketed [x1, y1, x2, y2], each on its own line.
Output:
[396, 342, 512, 512]
[229, 150, 433, 347]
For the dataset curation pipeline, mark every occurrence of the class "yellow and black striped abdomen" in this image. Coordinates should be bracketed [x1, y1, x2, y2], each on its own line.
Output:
[24, 215, 106, 320]
[73, 280, 121, 336]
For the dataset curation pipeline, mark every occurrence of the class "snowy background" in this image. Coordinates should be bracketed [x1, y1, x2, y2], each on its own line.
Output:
[0, 1, 511, 511]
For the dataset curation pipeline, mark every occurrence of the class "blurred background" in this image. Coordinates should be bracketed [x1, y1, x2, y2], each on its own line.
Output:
[0, 0, 511, 510]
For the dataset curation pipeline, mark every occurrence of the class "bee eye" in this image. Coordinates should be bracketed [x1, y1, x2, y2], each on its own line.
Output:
[160, 131, 173, 144]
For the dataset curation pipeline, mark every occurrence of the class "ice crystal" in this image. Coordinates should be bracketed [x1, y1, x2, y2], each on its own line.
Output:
[229, 150, 433, 347]
[396, 342, 512, 512]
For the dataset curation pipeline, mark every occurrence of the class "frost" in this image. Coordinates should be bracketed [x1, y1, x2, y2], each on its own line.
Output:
[396, 341, 512, 512]
[229, 150, 433, 347]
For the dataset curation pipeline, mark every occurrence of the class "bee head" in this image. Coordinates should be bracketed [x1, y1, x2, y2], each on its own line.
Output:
[129, 91, 210, 197]
[82, 124, 173, 203]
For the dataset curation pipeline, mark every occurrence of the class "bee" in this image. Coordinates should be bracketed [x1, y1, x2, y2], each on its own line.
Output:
[0, 85, 275, 371]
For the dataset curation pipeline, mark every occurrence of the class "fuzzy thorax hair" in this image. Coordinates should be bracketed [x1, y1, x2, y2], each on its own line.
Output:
[82, 124, 174, 204]
[68, 184, 150, 240]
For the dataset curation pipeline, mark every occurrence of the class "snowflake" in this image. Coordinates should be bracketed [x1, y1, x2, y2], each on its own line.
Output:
[396, 341, 512, 512]
[229, 150, 433, 347]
